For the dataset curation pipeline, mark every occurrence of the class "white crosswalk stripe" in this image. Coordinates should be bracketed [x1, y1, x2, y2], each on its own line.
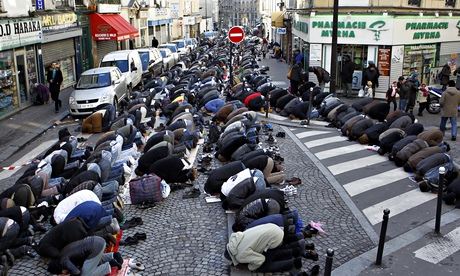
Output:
[327, 155, 387, 175]
[414, 226, 460, 264]
[343, 168, 409, 197]
[315, 144, 364, 160]
[295, 130, 330, 139]
[304, 136, 348, 149]
[362, 189, 436, 225]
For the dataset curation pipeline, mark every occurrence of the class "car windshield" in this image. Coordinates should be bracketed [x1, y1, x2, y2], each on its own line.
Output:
[100, 60, 129, 73]
[139, 52, 150, 71]
[77, 73, 111, 89]
[161, 45, 176, 53]
[159, 50, 167, 58]
[175, 41, 185, 48]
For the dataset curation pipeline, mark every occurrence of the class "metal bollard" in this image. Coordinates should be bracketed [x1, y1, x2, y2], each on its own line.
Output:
[324, 248, 334, 276]
[435, 167, 446, 234]
[306, 87, 313, 126]
[265, 94, 270, 119]
[375, 209, 390, 265]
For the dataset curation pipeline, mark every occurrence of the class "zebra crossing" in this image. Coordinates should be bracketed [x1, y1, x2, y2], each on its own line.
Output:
[289, 126, 460, 270]
[289, 126, 454, 237]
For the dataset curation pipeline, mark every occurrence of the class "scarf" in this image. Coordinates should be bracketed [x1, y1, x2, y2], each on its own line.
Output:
[391, 86, 397, 97]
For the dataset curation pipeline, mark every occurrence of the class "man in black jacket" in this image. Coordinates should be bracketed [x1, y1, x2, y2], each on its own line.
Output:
[47, 62, 63, 113]
[362, 61, 380, 98]
[341, 55, 355, 97]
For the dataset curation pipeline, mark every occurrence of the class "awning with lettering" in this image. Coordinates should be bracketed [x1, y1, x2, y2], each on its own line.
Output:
[90, 13, 139, 41]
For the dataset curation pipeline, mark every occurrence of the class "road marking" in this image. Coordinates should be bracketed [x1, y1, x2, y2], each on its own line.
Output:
[343, 168, 409, 197]
[296, 130, 330, 139]
[304, 136, 348, 149]
[363, 189, 436, 225]
[315, 144, 364, 160]
[311, 120, 330, 127]
[414, 226, 460, 264]
[0, 139, 57, 181]
[327, 155, 387, 175]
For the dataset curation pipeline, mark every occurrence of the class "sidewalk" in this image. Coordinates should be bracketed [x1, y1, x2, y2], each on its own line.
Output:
[0, 88, 72, 164]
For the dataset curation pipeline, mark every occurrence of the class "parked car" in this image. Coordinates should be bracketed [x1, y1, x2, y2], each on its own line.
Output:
[159, 48, 176, 71]
[185, 38, 197, 50]
[137, 48, 164, 77]
[69, 67, 128, 116]
[158, 44, 180, 63]
[171, 39, 189, 55]
[99, 50, 143, 93]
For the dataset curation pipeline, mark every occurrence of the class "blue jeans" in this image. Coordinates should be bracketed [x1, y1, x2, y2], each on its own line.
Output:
[399, 99, 407, 111]
[440, 117, 458, 138]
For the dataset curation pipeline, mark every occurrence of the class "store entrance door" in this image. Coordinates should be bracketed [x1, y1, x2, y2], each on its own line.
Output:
[15, 51, 28, 106]
[335, 45, 368, 90]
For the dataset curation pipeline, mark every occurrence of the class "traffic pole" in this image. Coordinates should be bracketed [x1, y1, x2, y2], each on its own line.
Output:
[306, 87, 313, 125]
[324, 249, 334, 276]
[375, 209, 390, 265]
[229, 42, 233, 88]
[435, 166, 446, 234]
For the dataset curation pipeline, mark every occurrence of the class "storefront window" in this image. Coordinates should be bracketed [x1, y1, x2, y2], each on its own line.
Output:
[0, 51, 18, 117]
[26, 46, 38, 90]
[403, 44, 437, 85]
[58, 57, 76, 89]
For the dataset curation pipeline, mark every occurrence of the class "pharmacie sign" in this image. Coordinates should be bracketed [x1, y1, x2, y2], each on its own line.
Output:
[393, 17, 460, 44]
[0, 18, 42, 51]
[309, 16, 393, 45]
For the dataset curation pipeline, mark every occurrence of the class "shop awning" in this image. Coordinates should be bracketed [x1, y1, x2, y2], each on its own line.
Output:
[90, 13, 139, 41]
[271, 11, 285, 28]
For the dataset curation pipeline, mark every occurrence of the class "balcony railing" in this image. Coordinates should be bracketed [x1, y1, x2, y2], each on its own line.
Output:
[296, 0, 458, 9]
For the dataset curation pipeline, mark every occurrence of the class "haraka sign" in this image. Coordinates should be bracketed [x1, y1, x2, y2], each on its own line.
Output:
[228, 26, 245, 44]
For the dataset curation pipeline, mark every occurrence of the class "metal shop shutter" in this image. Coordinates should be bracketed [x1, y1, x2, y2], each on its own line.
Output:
[96, 40, 117, 65]
[41, 39, 75, 66]
[440, 41, 460, 56]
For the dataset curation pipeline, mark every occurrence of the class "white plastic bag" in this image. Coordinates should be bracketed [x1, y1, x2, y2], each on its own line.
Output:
[358, 89, 365, 97]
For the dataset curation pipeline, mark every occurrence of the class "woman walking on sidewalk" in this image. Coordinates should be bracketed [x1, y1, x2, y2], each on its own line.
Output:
[417, 83, 429, 116]
[386, 81, 398, 111]
[47, 63, 63, 113]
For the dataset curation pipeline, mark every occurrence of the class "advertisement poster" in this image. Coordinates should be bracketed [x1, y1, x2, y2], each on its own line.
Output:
[378, 48, 391, 76]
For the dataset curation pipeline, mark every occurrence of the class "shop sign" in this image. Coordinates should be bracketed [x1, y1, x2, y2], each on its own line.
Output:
[393, 17, 460, 44]
[36, 0, 45, 10]
[339, 0, 369, 6]
[277, 28, 286, 35]
[0, 18, 42, 51]
[41, 13, 78, 32]
[378, 48, 391, 77]
[309, 15, 393, 45]
[184, 17, 196, 25]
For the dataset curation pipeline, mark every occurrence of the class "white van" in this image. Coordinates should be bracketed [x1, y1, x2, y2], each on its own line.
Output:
[100, 50, 143, 92]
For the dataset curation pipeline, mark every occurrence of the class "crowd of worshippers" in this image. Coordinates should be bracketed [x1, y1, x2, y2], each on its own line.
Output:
[315, 94, 460, 206]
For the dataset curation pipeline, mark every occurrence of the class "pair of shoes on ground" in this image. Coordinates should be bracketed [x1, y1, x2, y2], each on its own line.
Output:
[276, 131, 286, 138]
[182, 188, 200, 199]
[121, 217, 143, 230]
[292, 264, 320, 276]
[280, 185, 297, 196]
[286, 177, 302, 186]
[119, 232, 147, 246]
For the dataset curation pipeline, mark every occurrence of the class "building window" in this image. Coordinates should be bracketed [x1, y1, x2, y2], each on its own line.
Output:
[446, 0, 456, 7]
[408, 0, 421, 6]
[0, 0, 4, 12]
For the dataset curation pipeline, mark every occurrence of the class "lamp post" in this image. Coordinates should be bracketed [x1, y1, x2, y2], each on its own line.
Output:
[330, 0, 339, 96]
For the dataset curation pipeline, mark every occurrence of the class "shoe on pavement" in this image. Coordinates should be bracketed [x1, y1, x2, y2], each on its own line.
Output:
[128, 259, 145, 271]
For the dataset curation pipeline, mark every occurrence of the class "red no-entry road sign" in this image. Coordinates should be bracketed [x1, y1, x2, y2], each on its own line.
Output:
[228, 26, 245, 44]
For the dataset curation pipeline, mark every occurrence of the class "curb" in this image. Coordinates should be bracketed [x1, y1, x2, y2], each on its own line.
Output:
[0, 111, 70, 163]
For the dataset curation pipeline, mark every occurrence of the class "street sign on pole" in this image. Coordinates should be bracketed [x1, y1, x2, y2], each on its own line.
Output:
[228, 26, 245, 44]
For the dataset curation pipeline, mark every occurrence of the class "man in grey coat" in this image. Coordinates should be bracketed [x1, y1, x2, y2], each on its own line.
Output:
[440, 80, 460, 141]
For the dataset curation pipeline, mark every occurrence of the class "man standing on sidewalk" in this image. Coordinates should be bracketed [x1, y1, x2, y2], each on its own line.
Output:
[47, 63, 63, 113]
[341, 55, 355, 97]
[440, 80, 460, 141]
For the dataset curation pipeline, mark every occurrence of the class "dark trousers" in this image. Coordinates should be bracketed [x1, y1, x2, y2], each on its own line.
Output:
[50, 85, 61, 111]
[290, 80, 300, 96]
[418, 102, 428, 115]
[387, 99, 397, 111]
[256, 249, 296, 272]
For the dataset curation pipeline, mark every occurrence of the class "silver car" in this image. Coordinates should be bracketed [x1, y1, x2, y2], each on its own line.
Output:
[69, 67, 128, 116]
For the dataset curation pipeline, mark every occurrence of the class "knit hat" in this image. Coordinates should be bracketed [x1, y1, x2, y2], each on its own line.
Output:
[58, 128, 71, 141]
[0, 198, 15, 209]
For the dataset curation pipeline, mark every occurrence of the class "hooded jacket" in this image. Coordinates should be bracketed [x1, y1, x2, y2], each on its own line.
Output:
[440, 87, 460, 117]
[417, 129, 444, 146]
[395, 139, 429, 166]
[389, 115, 413, 130]
[407, 146, 443, 171]
[227, 223, 284, 271]
[53, 190, 101, 224]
